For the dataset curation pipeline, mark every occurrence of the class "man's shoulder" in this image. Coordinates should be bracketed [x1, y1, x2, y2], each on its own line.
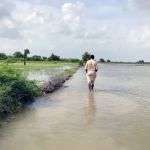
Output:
[87, 59, 97, 63]
[93, 60, 97, 63]
[86, 60, 91, 63]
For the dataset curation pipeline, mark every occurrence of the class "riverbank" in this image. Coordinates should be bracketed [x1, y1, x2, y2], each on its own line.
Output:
[0, 61, 79, 119]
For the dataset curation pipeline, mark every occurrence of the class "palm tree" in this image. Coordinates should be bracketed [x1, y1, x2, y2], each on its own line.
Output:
[24, 49, 30, 65]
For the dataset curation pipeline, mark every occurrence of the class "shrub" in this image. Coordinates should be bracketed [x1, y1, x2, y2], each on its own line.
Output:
[0, 67, 40, 117]
[48, 53, 60, 61]
[0, 53, 7, 60]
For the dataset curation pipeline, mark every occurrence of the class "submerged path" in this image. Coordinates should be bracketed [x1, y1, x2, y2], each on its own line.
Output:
[0, 64, 150, 150]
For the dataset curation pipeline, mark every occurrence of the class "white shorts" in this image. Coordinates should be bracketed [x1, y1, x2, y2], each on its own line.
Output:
[86, 71, 96, 84]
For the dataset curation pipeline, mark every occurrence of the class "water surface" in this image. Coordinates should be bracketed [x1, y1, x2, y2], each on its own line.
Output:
[0, 64, 150, 150]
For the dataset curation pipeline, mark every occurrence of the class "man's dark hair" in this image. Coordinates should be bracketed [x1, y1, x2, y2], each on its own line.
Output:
[90, 55, 94, 59]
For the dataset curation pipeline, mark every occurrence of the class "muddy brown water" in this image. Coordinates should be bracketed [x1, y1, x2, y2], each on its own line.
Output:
[0, 64, 150, 150]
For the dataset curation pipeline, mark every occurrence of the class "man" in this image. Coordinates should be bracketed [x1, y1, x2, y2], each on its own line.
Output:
[85, 55, 98, 91]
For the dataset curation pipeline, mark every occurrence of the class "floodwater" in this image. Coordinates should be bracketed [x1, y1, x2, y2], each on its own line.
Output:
[25, 65, 72, 83]
[0, 64, 150, 150]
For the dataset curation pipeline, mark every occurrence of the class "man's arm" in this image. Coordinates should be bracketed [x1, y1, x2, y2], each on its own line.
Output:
[85, 62, 88, 73]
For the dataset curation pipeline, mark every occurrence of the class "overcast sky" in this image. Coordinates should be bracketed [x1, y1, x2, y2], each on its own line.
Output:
[0, 0, 150, 61]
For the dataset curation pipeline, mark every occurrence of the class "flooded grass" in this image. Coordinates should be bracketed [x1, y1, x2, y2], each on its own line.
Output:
[0, 61, 78, 71]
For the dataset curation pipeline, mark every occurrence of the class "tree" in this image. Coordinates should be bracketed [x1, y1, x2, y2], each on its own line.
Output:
[136, 60, 144, 64]
[48, 53, 60, 61]
[42, 57, 47, 61]
[82, 52, 91, 62]
[24, 49, 30, 65]
[31, 55, 42, 61]
[107, 59, 111, 63]
[13, 51, 23, 58]
[99, 58, 105, 63]
[0, 53, 7, 60]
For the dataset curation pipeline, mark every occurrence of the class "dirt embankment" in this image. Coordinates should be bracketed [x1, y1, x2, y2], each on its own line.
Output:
[42, 75, 70, 94]
[41, 68, 78, 94]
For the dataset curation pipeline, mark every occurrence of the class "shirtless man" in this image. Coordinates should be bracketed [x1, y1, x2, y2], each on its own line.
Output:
[85, 55, 98, 91]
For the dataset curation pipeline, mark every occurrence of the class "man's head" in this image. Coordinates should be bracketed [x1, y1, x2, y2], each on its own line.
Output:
[90, 55, 94, 59]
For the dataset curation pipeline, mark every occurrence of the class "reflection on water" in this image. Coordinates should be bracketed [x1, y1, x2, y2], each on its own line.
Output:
[24, 65, 73, 83]
[85, 92, 96, 126]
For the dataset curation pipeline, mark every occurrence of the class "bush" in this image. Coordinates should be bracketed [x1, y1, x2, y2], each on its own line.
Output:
[0, 67, 40, 117]
[30, 55, 42, 61]
[0, 53, 7, 60]
[13, 51, 24, 58]
[48, 53, 60, 61]
[5, 57, 18, 64]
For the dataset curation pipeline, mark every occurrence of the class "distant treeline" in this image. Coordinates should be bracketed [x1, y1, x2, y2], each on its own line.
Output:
[0, 51, 149, 64]
[82, 52, 149, 64]
[0, 50, 80, 63]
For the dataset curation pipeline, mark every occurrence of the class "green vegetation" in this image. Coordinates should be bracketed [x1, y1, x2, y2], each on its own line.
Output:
[82, 52, 91, 62]
[136, 60, 145, 64]
[0, 61, 79, 72]
[0, 59, 79, 118]
[23, 49, 30, 65]
[48, 53, 60, 61]
[0, 50, 80, 118]
[0, 53, 7, 60]
[13, 51, 24, 58]
[0, 51, 80, 64]
[0, 67, 40, 118]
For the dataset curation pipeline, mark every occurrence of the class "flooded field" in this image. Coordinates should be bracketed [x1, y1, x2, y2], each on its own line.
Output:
[25, 65, 74, 82]
[0, 64, 150, 150]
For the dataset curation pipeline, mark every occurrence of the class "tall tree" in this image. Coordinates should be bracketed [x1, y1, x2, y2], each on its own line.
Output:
[24, 49, 30, 65]
[82, 52, 91, 62]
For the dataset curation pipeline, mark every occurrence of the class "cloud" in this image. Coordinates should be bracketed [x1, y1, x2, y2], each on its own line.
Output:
[134, 0, 150, 10]
[128, 0, 150, 12]
[0, 0, 15, 19]
[0, 0, 149, 61]
[62, 2, 85, 24]
[0, 0, 22, 39]
[0, 27, 21, 39]
[128, 25, 150, 48]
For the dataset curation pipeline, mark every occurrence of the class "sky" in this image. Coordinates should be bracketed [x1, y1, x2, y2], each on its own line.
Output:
[0, 0, 150, 61]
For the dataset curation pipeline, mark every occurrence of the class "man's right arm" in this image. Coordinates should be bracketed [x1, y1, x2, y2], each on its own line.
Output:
[85, 62, 88, 73]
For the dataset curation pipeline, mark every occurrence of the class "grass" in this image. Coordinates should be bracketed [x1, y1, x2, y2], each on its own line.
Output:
[0, 61, 79, 118]
[0, 61, 78, 72]
[0, 67, 40, 118]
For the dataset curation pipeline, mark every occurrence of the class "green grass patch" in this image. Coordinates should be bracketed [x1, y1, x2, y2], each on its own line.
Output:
[0, 61, 79, 72]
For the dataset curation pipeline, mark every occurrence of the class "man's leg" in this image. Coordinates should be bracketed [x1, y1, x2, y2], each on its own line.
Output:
[91, 81, 94, 90]
[87, 75, 95, 91]
[88, 82, 92, 90]
[86, 75, 91, 90]
[90, 75, 96, 91]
